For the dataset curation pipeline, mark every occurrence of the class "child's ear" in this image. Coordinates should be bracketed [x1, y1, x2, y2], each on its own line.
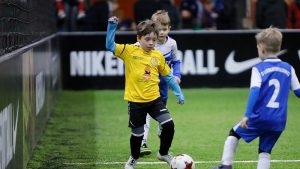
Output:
[262, 48, 266, 54]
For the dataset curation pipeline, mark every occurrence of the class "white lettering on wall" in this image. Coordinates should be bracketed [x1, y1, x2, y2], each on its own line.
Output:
[70, 50, 219, 76]
[179, 49, 219, 75]
[0, 102, 19, 169]
[52, 54, 59, 87]
[70, 51, 124, 76]
[36, 72, 45, 115]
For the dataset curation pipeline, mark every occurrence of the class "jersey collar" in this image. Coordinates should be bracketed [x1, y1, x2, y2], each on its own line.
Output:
[263, 57, 281, 62]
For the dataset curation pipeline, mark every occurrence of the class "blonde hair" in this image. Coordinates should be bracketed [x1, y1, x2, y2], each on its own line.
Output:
[151, 10, 171, 26]
[255, 27, 283, 53]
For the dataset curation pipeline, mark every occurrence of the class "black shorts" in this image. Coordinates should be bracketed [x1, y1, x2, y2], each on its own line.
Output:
[128, 97, 169, 128]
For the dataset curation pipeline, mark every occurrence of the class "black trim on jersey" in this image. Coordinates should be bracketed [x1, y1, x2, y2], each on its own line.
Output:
[119, 44, 126, 57]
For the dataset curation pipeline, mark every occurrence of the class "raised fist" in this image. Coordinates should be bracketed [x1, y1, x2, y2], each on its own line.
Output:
[108, 16, 119, 24]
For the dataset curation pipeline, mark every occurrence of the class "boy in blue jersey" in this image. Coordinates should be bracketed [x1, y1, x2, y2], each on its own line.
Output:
[211, 27, 300, 169]
[139, 10, 182, 156]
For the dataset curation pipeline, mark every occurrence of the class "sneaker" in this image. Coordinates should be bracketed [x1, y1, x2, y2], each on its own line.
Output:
[140, 143, 151, 156]
[210, 164, 232, 169]
[124, 156, 137, 169]
[157, 152, 173, 165]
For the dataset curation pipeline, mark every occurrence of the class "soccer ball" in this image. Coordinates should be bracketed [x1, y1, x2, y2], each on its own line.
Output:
[170, 154, 195, 169]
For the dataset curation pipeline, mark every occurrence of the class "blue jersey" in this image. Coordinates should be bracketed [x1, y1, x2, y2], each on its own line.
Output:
[249, 58, 293, 131]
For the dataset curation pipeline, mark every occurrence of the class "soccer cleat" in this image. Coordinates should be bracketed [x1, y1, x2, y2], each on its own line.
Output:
[157, 152, 173, 165]
[124, 156, 137, 169]
[210, 164, 232, 169]
[140, 143, 151, 156]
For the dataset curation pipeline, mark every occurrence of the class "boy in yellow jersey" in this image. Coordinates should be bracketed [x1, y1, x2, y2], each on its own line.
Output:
[139, 10, 182, 156]
[106, 16, 185, 169]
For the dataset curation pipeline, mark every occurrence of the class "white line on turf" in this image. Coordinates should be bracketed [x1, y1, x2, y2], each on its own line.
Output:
[64, 160, 300, 165]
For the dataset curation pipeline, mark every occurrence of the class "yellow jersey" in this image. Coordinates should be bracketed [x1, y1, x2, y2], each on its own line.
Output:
[114, 44, 171, 102]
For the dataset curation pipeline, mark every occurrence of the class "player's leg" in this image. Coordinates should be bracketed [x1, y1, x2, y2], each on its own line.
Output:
[221, 129, 241, 166]
[148, 98, 174, 165]
[140, 113, 152, 156]
[157, 79, 168, 137]
[257, 131, 282, 169]
[156, 113, 174, 165]
[142, 114, 151, 145]
[211, 122, 259, 169]
[125, 102, 147, 169]
[211, 128, 241, 169]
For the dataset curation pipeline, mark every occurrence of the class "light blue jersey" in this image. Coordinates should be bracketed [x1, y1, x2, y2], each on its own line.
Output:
[156, 36, 181, 104]
[156, 36, 181, 77]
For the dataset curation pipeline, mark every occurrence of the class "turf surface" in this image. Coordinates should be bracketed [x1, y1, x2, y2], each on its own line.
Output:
[27, 89, 300, 169]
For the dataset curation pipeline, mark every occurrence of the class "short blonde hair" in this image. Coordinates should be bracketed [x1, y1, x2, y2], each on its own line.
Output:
[151, 10, 171, 26]
[255, 27, 282, 53]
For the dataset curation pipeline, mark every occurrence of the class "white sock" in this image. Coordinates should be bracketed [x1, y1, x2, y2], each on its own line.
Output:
[257, 152, 270, 169]
[221, 136, 239, 165]
[142, 114, 151, 145]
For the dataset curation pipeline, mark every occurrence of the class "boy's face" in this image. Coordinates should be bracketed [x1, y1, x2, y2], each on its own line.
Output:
[137, 32, 158, 52]
[157, 24, 171, 43]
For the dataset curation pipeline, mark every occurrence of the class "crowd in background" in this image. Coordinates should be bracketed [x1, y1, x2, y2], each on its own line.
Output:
[56, 0, 300, 31]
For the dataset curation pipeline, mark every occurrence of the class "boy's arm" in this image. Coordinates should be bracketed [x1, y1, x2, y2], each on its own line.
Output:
[241, 67, 261, 128]
[244, 87, 260, 118]
[171, 60, 181, 78]
[162, 73, 185, 105]
[291, 67, 300, 98]
[170, 41, 181, 82]
[240, 87, 260, 129]
[106, 16, 119, 52]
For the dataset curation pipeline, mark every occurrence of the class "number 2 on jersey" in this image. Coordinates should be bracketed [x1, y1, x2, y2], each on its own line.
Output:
[267, 79, 280, 108]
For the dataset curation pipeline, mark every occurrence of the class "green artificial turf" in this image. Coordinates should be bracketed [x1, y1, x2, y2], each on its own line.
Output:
[27, 89, 300, 169]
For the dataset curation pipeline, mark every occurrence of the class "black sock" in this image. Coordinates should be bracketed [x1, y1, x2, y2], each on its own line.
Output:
[130, 135, 143, 159]
[159, 121, 174, 155]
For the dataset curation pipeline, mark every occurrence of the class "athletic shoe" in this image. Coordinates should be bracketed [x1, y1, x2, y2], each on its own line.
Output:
[124, 156, 137, 169]
[140, 143, 151, 156]
[210, 164, 232, 169]
[157, 152, 173, 165]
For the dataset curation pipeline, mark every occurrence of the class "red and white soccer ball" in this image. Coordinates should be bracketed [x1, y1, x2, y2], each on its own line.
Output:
[170, 154, 195, 169]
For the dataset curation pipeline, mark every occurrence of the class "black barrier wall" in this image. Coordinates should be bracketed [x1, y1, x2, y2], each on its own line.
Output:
[59, 30, 300, 89]
[0, 35, 60, 169]
[0, 52, 23, 169]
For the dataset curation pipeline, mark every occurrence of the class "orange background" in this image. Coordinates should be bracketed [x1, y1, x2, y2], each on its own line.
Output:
[118, 0, 182, 20]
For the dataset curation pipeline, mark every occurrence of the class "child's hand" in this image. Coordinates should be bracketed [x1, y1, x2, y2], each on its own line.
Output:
[177, 95, 185, 105]
[240, 117, 249, 129]
[108, 16, 119, 24]
[177, 99, 184, 105]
